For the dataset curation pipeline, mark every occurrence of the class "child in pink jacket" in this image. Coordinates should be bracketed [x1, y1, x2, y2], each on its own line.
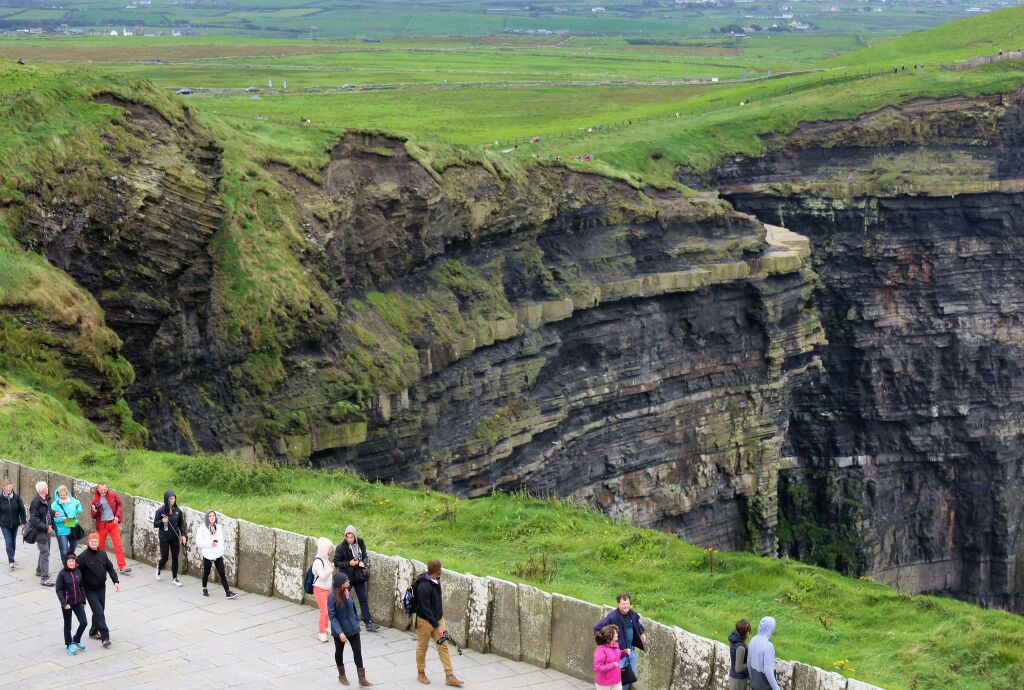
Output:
[594, 624, 630, 690]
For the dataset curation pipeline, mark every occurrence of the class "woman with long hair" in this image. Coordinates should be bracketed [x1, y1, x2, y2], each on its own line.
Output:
[194, 510, 237, 599]
[328, 572, 372, 687]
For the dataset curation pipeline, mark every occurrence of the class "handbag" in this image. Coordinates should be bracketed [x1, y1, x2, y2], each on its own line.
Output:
[620, 662, 638, 685]
[22, 524, 37, 544]
[70, 524, 85, 540]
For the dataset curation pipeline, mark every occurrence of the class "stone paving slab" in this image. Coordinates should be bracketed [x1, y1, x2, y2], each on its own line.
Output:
[0, 545, 591, 690]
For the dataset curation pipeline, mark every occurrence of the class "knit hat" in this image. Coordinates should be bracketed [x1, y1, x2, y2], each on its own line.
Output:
[87, 532, 99, 541]
[65, 551, 77, 564]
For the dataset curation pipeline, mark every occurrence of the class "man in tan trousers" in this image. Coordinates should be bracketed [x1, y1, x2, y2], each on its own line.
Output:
[413, 559, 464, 686]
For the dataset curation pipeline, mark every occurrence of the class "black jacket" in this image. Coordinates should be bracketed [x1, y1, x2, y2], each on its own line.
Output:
[593, 607, 646, 651]
[0, 491, 25, 529]
[29, 493, 53, 532]
[77, 547, 119, 591]
[334, 538, 370, 583]
[153, 497, 187, 543]
[55, 567, 86, 607]
[728, 630, 749, 679]
[413, 572, 444, 629]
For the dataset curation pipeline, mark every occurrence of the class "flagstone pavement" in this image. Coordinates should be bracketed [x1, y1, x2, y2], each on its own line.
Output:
[0, 546, 591, 690]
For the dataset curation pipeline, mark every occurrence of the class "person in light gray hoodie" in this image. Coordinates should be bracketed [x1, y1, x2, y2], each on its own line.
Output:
[747, 616, 781, 690]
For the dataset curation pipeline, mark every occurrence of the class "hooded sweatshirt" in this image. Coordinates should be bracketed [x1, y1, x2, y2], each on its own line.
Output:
[334, 525, 370, 583]
[728, 630, 749, 679]
[153, 490, 187, 542]
[748, 617, 781, 690]
[195, 510, 225, 560]
[312, 537, 335, 590]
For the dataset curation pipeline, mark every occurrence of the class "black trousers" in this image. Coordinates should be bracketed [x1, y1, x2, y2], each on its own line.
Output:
[62, 603, 87, 646]
[158, 539, 181, 578]
[85, 588, 109, 641]
[202, 556, 229, 593]
[352, 579, 373, 623]
[333, 631, 363, 669]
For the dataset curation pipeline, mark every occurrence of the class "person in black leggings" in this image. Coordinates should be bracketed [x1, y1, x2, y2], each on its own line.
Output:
[328, 572, 372, 686]
[153, 490, 187, 586]
[195, 510, 237, 599]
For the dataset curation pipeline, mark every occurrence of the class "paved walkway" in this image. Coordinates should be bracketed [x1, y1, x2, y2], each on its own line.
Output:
[0, 547, 590, 690]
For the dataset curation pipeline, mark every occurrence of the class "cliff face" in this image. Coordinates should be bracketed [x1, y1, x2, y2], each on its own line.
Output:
[695, 92, 1024, 610]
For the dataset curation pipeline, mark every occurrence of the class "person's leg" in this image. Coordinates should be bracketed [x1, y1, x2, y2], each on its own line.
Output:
[432, 617, 454, 676]
[97, 520, 111, 551]
[68, 537, 78, 555]
[56, 534, 69, 564]
[353, 580, 373, 623]
[169, 539, 180, 579]
[213, 557, 230, 593]
[108, 522, 126, 570]
[86, 588, 109, 641]
[62, 606, 74, 646]
[37, 535, 50, 580]
[314, 587, 330, 634]
[415, 616, 431, 674]
[334, 634, 348, 680]
[72, 603, 88, 643]
[1, 525, 15, 563]
[158, 540, 169, 574]
[202, 557, 212, 587]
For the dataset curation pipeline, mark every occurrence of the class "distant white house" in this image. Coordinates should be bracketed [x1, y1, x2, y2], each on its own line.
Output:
[109, 29, 119, 35]
[591, 6, 606, 12]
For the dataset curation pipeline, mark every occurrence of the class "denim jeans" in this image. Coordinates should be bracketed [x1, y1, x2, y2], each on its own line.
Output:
[620, 649, 638, 690]
[1, 525, 16, 563]
[56, 534, 78, 564]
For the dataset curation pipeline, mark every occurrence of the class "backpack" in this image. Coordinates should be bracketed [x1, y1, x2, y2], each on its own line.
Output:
[304, 556, 323, 595]
[403, 580, 417, 615]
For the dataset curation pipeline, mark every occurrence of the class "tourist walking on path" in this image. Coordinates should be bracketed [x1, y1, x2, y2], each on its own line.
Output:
[51, 484, 83, 564]
[592, 593, 646, 690]
[78, 532, 120, 648]
[413, 559, 464, 687]
[748, 616, 781, 690]
[728, 619, 751, 690]
[328, 572, 373, 687]
[334, 525, 381, 632]
[195, 510, 237, 599]
[29, 480, 55, 586]
[153, 490, 187, 586]
[313, 536, 335, 642]
[55, 551, 88, 655]
[90, 483, 131, 574]
[0, 477, 26, 569]
[594, 624, 630, 690]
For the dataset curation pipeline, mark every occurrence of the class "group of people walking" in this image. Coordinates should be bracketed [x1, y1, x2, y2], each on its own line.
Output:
[591, 594, 783, 690]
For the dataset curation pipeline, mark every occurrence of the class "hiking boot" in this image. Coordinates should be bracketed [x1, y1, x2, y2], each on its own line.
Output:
[89, 632, 102, 640]
[357, 667, 373, 687]
[102, 640, 111, 648]
[417, 672, 430, 685]
[444, 676, 464, 687]
[338, 664, 349, 686]
[202, 588, 209, 597]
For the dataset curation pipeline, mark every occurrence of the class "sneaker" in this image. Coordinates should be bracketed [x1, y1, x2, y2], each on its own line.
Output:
[66, 645, 77, 656]
[318, 632, 329, 643]
[365, 621, 381, 632]
[8, 562, 14, 570]
[226, 591, 238, 599]
[75, 642, 86, 650]
[102, 640, 111, 648]
[41, 579, 55, 587]
[119, 567, 132, 575]
[155, 568, 161, 581]
[171, 578, 182, 587]
[202, 588, 209, 597]
[89, 632, 101, 640]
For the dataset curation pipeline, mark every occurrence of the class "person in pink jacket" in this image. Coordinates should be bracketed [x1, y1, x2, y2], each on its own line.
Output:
[594, 624, 630, 690]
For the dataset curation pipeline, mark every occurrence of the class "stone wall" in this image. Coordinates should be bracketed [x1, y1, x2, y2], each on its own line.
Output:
[0, 457, 883, 690]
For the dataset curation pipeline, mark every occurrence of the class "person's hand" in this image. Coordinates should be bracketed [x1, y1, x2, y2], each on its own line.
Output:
[358, 561, 365, 568]
[339, 633, 347, 643]
[640, 633, 647, 645]
[47, 526, 54, 534]
[162, 516, 168, 523]
[180, 536, 187, 545]
[350, 559, 357, 567]
[64, 604, 70, 610]
[114, 517, 120, 525]
[114, 583, 121, 592]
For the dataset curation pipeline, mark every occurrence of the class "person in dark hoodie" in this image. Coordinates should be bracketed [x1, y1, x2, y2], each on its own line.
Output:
[153, 490, 187, 586]
[0, 478, 26, 569]
[593, 593, 646, 690]
[78, 532, 120, 648]
[747, 616, 781, 690]
[328, 572, 373, 687]
[333, 525, 380, 632]
[728, 619, 751, 690]
[413, 559, 464, 687]
[55, 551, 88, 655]
[29, 480, 55, 586]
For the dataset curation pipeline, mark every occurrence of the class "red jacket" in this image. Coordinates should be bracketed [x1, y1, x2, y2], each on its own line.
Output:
[90, 487, 124, 522]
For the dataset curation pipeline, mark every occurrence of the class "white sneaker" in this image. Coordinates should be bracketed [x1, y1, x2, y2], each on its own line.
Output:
[155, 568, 161, 581]
[318, 632, 329, 643]
[171, 578, 182, 587]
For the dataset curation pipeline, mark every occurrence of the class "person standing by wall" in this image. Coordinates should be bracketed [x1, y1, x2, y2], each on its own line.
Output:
[90, 483, 131, 574]
[29, 480, 55, 586]
[0, 478, 26, 570]
[312, 537, 335, 642]
[153, 490, 187, 586]
[195, 510, 237, 599]
[55, 551, 88, 655]
[77, 532, 120, 648]
[334, 525, 381, 632]
[592, 594, 646, 690]
[728, 619, 751, 690]
[328, 572, 373, 687]
[594, 624, 629, 690]
[748, 616, 782, 690]
[51, 484, 83, 564]
[413, 559, 464, 687]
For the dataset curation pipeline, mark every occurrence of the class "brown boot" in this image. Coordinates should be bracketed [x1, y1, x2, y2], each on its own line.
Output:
[444, 675, 464, 687]
[338, 664, 349, 686]
[357, 667, 373, 687]
[417, 671, 430, 684]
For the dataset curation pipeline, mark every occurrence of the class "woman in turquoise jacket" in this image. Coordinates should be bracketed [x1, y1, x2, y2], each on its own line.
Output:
[51, 485, 83, 564]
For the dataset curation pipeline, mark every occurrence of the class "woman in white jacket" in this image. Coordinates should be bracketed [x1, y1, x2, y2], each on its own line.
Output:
[195, 510, 237, 599]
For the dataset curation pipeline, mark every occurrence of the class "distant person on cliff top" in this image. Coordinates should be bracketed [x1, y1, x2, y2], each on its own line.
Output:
[728, 619, 751, 689]
[593, 593, 646, 690]
[29, 480, 55, 586]
[312, 536, 335, 642]
[90, 482, 131, 574]
[413, 559, 464, 686]
[153, 490, 187, 587]
[0, 478, 26, 570]
[195, 510, 237, 599]
[334, 525, 381, 632]
[594, 624, 630, 690]
[78, 532, 120, 648]
[52, 484, 83, 565]
[747, 616, 781, 690]
[328, 571, 373, 686]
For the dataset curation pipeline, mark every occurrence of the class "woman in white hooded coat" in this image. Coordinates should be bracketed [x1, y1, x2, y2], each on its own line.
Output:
[312, 536, 335, 642]
[747, 616, 781, 690]
[195, 510, 238, 599]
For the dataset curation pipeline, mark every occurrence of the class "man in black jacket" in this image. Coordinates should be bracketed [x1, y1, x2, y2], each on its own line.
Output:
[78, 532, 121, 647]
[29, 480, 54, 586]
[593, 593, 647, 690]
[0, 478, 26, 569]
[413, 560, 464, 687]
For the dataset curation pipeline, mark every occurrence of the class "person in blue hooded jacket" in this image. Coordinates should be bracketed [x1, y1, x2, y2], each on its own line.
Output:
[328, 572, 373, 687]
[51, 485, 83, 565]
[747, 616, 781, 690]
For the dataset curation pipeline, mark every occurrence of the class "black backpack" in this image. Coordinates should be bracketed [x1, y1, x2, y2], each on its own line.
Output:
[304, 556, 323, 595]
[403, 580, 417, 615]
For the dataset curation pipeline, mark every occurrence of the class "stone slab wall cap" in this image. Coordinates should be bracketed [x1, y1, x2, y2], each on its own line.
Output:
[365, 550, 398, 627]
[71, 479, 97, 535]
[272, 528, 308, 603]
[792, 662, 846, 690]
[847, 679, 886, 690]
[1, 460, 22, 495]
[518, 583, 552, 668]
[776, 659, 795, 690]
[440, 568, 473, 645]
[236, 519, 276, 596]
[670, 626, 715, 690]
[19, 465, 48, 509]
[549, 593, 606, 681]
[709, 640, 731, 690]
[637, 617, 676, 690]
[486, 577, 521, 660]
[131, 497, 162, 567]
[467, 574, 491, 653]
